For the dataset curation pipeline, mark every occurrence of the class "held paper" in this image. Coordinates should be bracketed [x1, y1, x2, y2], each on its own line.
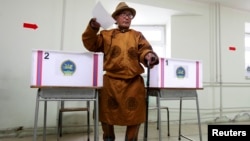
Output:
[92, 1, 115, 29]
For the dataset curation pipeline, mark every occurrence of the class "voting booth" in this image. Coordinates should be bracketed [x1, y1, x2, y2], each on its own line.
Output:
[31, 49, 103, 87]
[31, 49, 103, 141]
[147, 57, 203, 141]
[149, 58, 202, 88]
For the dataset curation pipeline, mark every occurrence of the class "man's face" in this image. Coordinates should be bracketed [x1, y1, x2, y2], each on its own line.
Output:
[115, 10, 134, 28]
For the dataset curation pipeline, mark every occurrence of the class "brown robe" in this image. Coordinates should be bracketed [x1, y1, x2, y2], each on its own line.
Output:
[82, 23, 156, 125]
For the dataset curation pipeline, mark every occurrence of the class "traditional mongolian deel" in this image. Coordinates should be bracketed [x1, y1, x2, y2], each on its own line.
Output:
[149, 58, 203, 88]
[30, 49, 103, 87]
[82, 25, 155, 126]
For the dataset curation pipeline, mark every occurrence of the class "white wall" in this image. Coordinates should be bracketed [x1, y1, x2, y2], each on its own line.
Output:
[169, 3, 250, 123]
[0, 0, 64, 129]
[1, 0, 250, 136]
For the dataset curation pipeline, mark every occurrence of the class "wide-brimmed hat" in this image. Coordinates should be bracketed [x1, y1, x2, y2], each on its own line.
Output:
[112, 2, 136, 19]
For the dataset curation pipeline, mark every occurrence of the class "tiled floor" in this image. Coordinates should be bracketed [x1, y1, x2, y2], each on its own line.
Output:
[1, 121, 250, 141]
[0, 121, 208, 141]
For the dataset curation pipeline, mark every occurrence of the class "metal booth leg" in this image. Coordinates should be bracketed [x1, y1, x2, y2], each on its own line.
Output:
[155, 90, 170, 141]
[87, 101, 90, 141]
[178, 97, 182, 140]
[43, 100, 47, 141]
[58, 101, 64, 137]
[195, 94, 202, 141]
[57, 101, 63, 141]
[178, 90, 202, 141]
[167, 107, 170, 136]
[94, 89, 99, 141]
[157, 91, 162, 141]
[33, 89, 40, 141]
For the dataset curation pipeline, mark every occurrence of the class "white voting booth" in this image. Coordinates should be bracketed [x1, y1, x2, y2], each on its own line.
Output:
[149, 58, 202, 89]
[31, 50, 103, 87]
[147, 58, 203, 141]
[31, 49, 103, 141]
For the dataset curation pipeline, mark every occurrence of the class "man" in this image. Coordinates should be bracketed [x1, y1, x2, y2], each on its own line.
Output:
[82, 2, 159, 141]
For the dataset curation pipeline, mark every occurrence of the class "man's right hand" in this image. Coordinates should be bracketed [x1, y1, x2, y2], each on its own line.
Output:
[90, 18, 101, 29]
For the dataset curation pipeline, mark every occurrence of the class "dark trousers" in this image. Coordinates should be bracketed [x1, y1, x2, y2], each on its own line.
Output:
[102, 122, 141, 141]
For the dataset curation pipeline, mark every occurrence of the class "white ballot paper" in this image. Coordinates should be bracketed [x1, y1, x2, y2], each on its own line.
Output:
[92, 1, 115, 29]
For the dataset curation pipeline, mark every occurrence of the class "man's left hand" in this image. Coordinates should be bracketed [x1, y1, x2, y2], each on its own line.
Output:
[145, 52, 159, 68]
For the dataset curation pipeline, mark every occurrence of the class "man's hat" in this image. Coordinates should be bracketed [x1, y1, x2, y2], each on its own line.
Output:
[112, 2, 136, 19]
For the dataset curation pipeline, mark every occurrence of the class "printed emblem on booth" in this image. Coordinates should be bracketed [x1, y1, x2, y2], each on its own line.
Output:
[61, 60, 76, 76]
[247, 66, 250, 73]
[176, 66, 186, 78]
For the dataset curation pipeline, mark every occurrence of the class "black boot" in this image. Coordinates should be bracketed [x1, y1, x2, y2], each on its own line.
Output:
[125, 136, 137, 141]
[104, 137, 115, 141]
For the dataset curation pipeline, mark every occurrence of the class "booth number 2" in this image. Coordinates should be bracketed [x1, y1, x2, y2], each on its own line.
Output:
[44, 52, 49, 59]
